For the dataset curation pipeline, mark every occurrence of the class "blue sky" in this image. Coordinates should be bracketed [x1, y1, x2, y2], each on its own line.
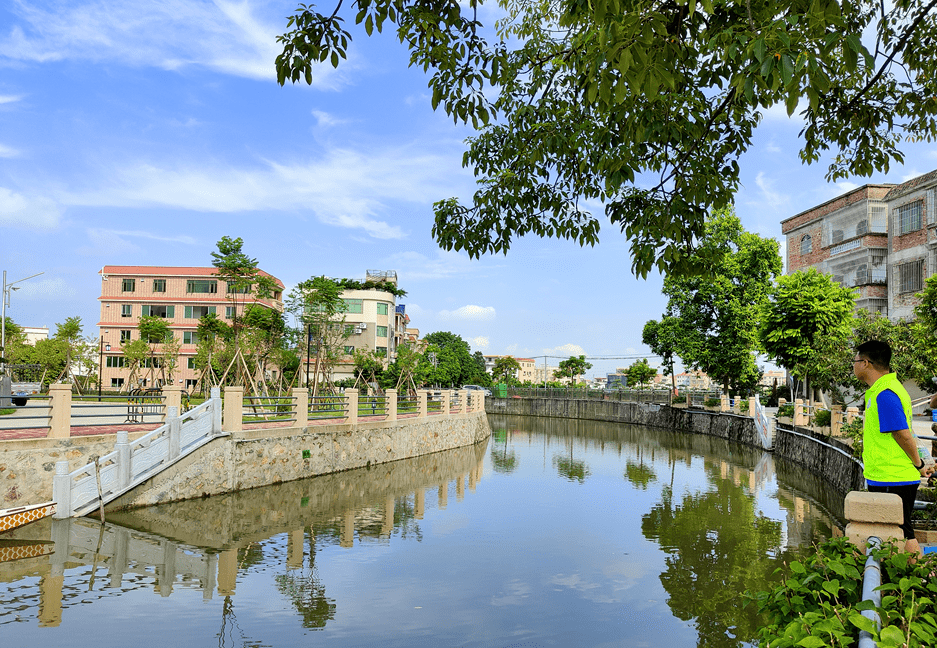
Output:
[3, 0, 937, 380]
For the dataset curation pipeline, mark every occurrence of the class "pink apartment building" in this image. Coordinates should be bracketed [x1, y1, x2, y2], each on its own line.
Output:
[98, 266, 283, 391]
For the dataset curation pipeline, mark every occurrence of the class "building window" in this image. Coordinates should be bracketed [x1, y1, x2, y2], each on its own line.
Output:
[142, 305, 175, 318]
[226, 306, 236, 319]
[185, 379, 198, 389]
[122, 278, 135, 292]
[120, 330, 131, 342]
[111, 377, 125, 388]
[897, 260, 925, 294]
[800, 235, 812, 256]
[897, 201, 924, 235]
[183, 331, 199, 345]
[121, 304, 132, 318]
[106, 356, 127, 368]
[376, 346, 387, 357]
[184, 305, 216, 319]
[343, 299, 363, 314]
[376, 325, 388, 338]
[187, 357, 197, 369]
[377, 303, 388, 315]
[187, 280, 217, 294]
[153, 279, 166, 293]
[226, 282, 251, 294]
[344, 345, 355, 354]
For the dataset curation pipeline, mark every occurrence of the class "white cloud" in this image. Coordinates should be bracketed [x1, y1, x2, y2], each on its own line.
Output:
[544, 343, 586, 357]
[764, 141, 782, 154]
[0, 187, 62, 230]
[11, 276, 73, 301]
[0, 0, 341, 85]
[469, 336, 489, 349]
[0, 94, 23, 104]
[387, 250, 495, 281]
[312, 110, 349, 128]
[754, 171, 788, 208]
[0, 143, 19, 157]
[759, 101, 806, 124]
[402, 303, 425, 317]
[438, 305, 496, 321]
[60, 144, 464, 239]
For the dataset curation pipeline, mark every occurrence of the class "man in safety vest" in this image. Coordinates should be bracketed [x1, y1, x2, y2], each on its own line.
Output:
[854, 340, 933, 555]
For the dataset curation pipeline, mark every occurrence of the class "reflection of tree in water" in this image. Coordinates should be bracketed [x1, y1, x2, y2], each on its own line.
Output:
[641, 474, 790, 648]
[273, 531, 337, 630]
[553, 455, 590, 483]
[490, 427, 519, 474]
[553, 437, 590, 483]
[624, 447, 657, 490]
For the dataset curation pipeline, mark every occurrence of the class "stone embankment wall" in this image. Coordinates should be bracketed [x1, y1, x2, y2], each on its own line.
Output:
[488, 397, 865, 495]
[1, 413, 490, 510]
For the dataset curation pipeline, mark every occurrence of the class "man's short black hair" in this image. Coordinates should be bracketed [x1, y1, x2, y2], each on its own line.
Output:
[856, 340, 892, 371]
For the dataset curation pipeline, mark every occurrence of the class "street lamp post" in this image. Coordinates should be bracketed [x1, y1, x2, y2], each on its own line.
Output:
[1, 270, 44, 372]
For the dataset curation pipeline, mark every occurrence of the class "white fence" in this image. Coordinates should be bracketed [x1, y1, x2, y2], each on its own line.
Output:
[53, 388, 225, 518]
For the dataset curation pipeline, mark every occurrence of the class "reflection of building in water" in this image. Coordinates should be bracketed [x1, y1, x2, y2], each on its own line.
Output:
[0, 439, 488, 628]
[490, 413, 845, 550]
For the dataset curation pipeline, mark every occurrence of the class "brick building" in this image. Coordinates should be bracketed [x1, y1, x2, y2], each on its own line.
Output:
[98, 266, 283, 390]
[781, 171, 937, 319]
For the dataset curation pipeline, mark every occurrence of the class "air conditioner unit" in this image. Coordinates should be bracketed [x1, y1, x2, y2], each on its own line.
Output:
[359, 323, 368, 329]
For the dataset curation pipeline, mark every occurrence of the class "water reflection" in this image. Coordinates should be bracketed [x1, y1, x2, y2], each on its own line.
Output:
[0, 415, 845, 648]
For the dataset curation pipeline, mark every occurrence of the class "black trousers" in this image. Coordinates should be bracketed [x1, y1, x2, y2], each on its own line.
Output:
[868, 483, 919, 540]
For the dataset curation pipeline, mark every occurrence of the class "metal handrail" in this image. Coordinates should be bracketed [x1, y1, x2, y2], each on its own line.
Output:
[858, 536, 882, 648]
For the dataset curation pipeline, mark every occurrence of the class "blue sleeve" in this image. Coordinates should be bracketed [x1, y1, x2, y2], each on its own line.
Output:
[877, 390, 909, 433]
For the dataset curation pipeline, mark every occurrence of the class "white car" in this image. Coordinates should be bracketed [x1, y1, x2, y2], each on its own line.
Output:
[462, 384, 492, 396]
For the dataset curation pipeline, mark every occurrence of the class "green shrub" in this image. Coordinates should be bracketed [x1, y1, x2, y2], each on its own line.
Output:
[841, 417, 864, 459]
[814, 409, 832, 427]
[672, 395, 686, 404]
[748, 537, 937, 648]
[777, 403, 795, 418]
[704, 396, 721, 407]
[738, 399, 749, 412]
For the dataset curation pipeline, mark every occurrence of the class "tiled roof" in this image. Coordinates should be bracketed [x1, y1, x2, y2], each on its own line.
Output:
[882, 168, 937, 202]
[99, 265, 284, 287]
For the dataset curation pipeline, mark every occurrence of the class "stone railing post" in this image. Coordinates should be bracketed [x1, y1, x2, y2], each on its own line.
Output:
[458, 389, 468, 416]
[167, 406, 181, 460]
[345, 388, 358, 425]
[116, 430, 131, 489]
[844, 491, 904, 554]
[293, 388, 308, 427]
[846, 406, 859, 424]
[831, 408, 844, 436]
[52, 461, 72, 518]
[778, 397, 787, 409]
[210, 387, 222, 433]
[223, 386, 243, 433]
[48, 383, 72, 439]
[478, 391, 485, 413]
[720, 393, 729, 413]
[748, 396, 758, 417]
[386, 389, 397, 422]
[732, 394, 740, 414]
[441, 390, 451, 417]
[794, 399, 806, 427]
[418, 390, 428, 418]
[163, 386, 183, 422]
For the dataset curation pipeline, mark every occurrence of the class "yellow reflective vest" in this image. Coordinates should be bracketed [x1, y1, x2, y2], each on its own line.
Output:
[863, 372, 919, 484]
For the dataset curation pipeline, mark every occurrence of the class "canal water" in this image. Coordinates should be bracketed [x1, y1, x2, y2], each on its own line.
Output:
[0, 414, 843, 647]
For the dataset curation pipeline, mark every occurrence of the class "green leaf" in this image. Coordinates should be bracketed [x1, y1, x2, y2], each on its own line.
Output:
[797, 636, 827, 648]
[849, 612, 877, 634]
[879, 625, 905, 645]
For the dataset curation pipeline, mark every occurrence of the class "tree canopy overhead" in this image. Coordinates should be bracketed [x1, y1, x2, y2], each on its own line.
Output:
[278, 0, 937, 276]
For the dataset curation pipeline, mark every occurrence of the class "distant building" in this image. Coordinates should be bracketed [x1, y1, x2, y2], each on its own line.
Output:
[483, 355, 537, 382]
[98, 265, 283, 391]
[324, 270, 402, 383]
[20, 326, 49, 345]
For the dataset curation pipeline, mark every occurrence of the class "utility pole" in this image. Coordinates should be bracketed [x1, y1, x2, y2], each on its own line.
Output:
[1, 270, 44, 371]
